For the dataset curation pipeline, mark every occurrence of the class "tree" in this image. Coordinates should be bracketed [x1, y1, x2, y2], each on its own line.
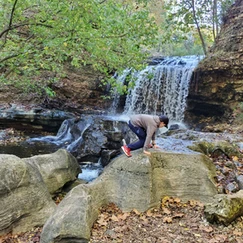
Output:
[0, 0, 158, 94]
[162, 0, 234, 55]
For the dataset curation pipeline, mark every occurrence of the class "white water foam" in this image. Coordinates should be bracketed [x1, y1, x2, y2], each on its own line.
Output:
[111, 55, 203, 123]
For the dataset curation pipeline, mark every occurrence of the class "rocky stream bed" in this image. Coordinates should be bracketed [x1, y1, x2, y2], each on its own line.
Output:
[1, 123, 243, 242]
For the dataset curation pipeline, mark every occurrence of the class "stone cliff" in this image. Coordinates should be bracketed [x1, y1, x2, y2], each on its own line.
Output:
[185, 0, 243, 128]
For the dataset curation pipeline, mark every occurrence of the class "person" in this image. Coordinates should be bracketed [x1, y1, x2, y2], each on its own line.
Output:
[121, 114, 169, 157]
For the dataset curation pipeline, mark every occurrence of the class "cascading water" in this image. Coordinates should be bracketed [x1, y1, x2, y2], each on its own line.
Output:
[111, 56, 203, 123]
[15, 56, 203, 182]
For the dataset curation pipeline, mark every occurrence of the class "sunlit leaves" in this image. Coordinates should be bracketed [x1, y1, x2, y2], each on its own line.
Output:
[0, 0, 158, 95]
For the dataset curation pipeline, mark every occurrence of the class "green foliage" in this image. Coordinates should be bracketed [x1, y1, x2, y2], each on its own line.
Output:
[157, 32, 204, 56]
[0, 0, 158, 96]
[159, 0, 234, 56]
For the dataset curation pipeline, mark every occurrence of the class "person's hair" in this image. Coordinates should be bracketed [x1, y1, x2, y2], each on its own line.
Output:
[159, 115, 169, 127]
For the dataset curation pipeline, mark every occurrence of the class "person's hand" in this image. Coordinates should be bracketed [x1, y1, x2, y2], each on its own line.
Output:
[153, 144, 160, 149]
[143, 150, 151, 156]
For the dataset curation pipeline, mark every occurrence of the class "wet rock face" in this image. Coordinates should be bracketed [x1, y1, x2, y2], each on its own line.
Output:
[185, 0, 243, 128]
[0, 104, 75, 132]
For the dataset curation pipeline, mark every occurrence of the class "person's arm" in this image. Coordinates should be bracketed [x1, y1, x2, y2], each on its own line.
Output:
[143, 126, 156, 154]
[143, 150, 151, 156]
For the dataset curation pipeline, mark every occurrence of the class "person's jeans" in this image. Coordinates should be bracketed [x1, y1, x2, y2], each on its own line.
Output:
[127, 120, 146, 150]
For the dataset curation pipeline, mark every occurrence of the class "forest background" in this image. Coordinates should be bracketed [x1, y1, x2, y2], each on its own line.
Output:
[0, 0, 235, 98]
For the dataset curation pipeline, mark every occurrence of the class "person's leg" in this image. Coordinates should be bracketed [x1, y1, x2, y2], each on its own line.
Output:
[127, 121, 146, 150]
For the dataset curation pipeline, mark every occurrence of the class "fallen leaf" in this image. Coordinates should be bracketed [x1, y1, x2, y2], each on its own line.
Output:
[173, 197, 181, 204]
[162, 207, 171, 215]
[132, 209, 141, 215]
[161, 196, 173, 206]
[233, 230, 243, 236]
[97, 215, 108, 226]
[189, 200, 204, 207]
[146, 210, 153, 217]
[199, 225, 214, 232]
[111, 215, 119, 222]
[163, 217, 173, 223]
[118, 213, 130, 220]
[173, 213, 184, 218]
[214, 234, 227, 241]
[179, 222, 186, 227]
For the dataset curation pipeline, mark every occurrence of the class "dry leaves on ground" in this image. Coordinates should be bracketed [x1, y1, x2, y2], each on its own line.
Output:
[0, 227, 41, 243]
[1, 197, 243, 243]
[90, 197, 243, 243]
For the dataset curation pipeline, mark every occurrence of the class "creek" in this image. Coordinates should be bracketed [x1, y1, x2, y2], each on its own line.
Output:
[2, 55, 238, 183]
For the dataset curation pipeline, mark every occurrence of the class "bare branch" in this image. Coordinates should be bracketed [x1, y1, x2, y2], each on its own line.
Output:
[1, 0, 19, 48]
[98, 0, 108, 4]
[9, 0, 19, 28]
[0, 53, 20, 64]
[0, 22, 53, 39]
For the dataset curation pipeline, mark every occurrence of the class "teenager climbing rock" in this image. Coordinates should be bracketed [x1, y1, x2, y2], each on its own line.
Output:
[121, 114, 169, 157]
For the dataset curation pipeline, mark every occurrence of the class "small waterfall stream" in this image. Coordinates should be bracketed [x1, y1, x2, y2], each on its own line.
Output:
[111, 55, 203, 123]
[0, 56, 204, 182]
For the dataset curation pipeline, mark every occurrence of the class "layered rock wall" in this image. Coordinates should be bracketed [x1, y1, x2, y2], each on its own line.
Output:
[185, 0, 243, 128]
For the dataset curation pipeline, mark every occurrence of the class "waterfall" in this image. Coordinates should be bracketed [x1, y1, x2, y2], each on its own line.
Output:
[111, 56, 202, 122]
[109, 69, 132, 114]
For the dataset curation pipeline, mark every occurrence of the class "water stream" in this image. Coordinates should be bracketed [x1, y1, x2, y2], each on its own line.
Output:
[0, 56, 205, 182]
[111, 55, 203, 123]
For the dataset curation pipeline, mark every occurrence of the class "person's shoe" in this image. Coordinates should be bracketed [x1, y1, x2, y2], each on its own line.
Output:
[121, 145, 132, 157]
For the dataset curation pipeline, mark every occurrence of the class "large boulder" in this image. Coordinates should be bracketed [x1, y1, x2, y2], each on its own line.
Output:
[29, 116, 134, 165]
[40, 184, 105, 243]
[187, 140, 243, 158]
[23, 149, 81, 194]
[40, 150, 217, 243]
[0, 154, 56, 235]
[0, 149, 81, 235]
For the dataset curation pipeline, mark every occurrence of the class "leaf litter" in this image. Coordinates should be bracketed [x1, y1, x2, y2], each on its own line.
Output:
[90, 198, 243, 243]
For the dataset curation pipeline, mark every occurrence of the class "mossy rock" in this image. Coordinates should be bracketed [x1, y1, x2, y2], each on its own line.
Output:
[204, 190, 243, 225]
[188, 140, 242, 158]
